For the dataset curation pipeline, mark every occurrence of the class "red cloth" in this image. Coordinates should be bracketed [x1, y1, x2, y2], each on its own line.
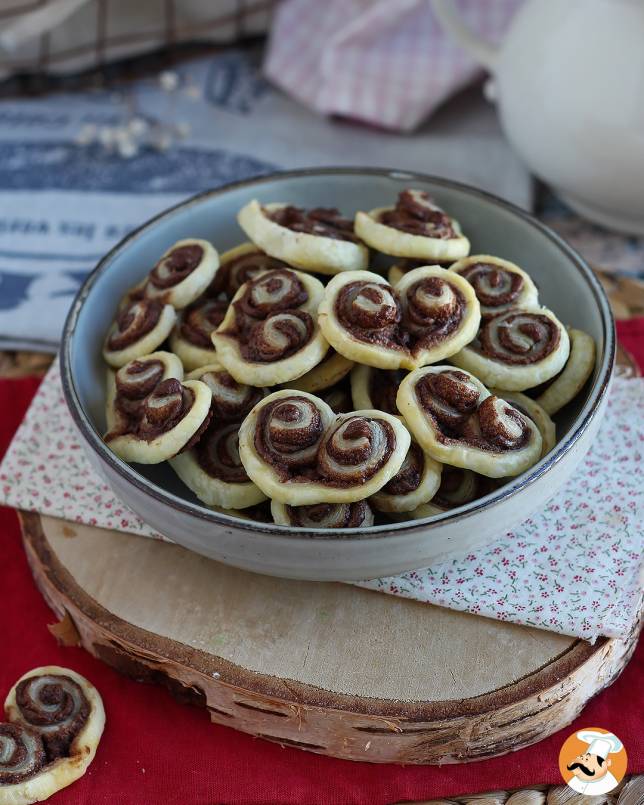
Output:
[617, 318, 644, 369]
[1, 325, 643, 805]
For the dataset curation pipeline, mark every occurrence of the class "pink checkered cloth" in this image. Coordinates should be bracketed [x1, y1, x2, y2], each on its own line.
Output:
[264, 0, 521, 132]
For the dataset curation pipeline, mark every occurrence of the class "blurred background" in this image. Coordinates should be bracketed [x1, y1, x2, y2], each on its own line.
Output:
[0, 0, 642, 353]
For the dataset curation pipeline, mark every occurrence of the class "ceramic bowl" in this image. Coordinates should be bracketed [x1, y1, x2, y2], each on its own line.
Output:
[61, 168, 614, 581]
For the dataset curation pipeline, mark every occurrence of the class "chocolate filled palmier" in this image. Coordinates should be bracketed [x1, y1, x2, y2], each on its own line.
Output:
[238, 390, 410, 505]
[212, 267, 329, 386]
[370, 442, 442, 513]
[238, 200, 368, 275]
[144, 238, 219, 309]
[449, 255, 540, 317]
[271, 499, 374, 528]
[451, 307, 570, 391]
[392, 466, 496, 521]
[355, 189, 470, 261]
[169, 297, 228, 370]
[492, 389, 556, 459]
[2, 666, 104, 805]
[318, 266, 480, 370]
[102, 298, 176, 368]
[397, 366, 542, 477]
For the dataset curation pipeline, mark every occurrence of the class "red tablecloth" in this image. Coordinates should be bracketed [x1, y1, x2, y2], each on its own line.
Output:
[1, 321, 642, 804]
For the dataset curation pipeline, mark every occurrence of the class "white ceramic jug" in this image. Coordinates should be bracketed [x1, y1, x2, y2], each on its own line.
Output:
[432, 0, 644, 235]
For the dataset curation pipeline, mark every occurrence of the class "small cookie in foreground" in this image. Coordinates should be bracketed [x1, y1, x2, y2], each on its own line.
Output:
[144, 238, 219, 309]
[238, 200, 368, 275]
[449, 255, 540, 317]
[105, 378, 212, 464]
[318, 266, 480, 370]
[492, 389, 556, 459]
[371, 442, 442, 513]
[1, 666, 105, 805]
[170, 297, 228, 370]
[238, 390, 410, 505]
[350, 365, 407, 416]
[390, 467, 495, 522]
[212, 267, 329, 386]
[286, 350, 354, 393]
[534, 328, 596, 415]
[105, 351, 184, 436]
[271, 500, 374, 528]
[103, 298, 176, 368]
[355, 189, 470, 261]
[451, 307, 570, 391]
[397, 366, 542, 478]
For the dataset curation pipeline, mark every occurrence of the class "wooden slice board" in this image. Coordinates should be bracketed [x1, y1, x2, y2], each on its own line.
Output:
[19, 511, 640, 765]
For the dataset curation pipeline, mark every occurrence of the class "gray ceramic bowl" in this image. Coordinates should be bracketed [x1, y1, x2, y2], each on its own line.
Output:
[61, 168, 614, 581]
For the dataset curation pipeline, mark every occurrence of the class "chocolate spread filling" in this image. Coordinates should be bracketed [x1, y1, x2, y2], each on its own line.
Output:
[379, 190, 456, 239]
[197, 423, 248, 483]
[285, 501, 369, 528]
[107, 299, 163, 351]
[208, 251, 285, 299]
[0, 722, 46, 784]
[368, 369, 406, 415]
[476, 312, 560, 365]
[237, 269, 308, 319]
[135, 379, 201, 445]
[266, 205, 359, 242]
[415, 371, 530, 452]
[114, 358, 165, 420]
[382, 442, 423, 495]
[334, 280, 406, 351]
[148, 243, 204, 289]
[16, 675, 90, 761]
[404, 276, 466, 349]
[459, 262, 524, 310]
[254, 396, 324, 478]
[317, 416, 395, 486]
[200, 370, 264, 421]
[179, 298, 228, 347]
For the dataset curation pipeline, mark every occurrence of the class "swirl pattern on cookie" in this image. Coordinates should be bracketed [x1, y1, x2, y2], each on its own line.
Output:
[451, 307, 570, 391]
[449, 255, 540, 317]
[319, 266, 480, 370]
[237, 200, 368, 274]
[371, 442, 442, 513]
[534, 328, 596, 415]
[397, 366, 542, 477]
[0, 723, 46, 785]
[212, 268, 328, 385]
[493, 389, 556, 459]
[238, 390, 410, 504]
[393, 466, 496, 521]
[210, 243, 287, 300]
[355, 189, 470, 261]
[144, 238, 219, 309]
[103, 298, 176, 368]
[271, 499, 374, 528]
[170, 297, 228, 370]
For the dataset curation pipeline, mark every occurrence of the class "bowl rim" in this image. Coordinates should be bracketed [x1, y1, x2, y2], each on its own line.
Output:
[60, 166, 615, 541]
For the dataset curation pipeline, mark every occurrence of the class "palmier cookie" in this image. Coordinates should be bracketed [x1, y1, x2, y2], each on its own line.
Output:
[451, 307, 570, 391]
[105, 351, 183, 436]
[238, 390, 410, 505]
[449, 255, 539, 317]
[355, 189, 469, 261]
[492, 389, 556, 459]
[286, 350, 354, 393]
[103, 298, 176, 368]
[392, 467, 495, 522]
[144, 238, 219, 309]
[1, 666, 104, 805]
[397, 366, 542, 478]
[105, 378, 212, 464]
[169, 363, 268, 509]
[371, 442, 442, 513]
[318, 266, 480, 370]
[237, 200, 368, 275]
[271, 500, 374, 528]
[350, 365, 407, 416]
[212, 268, 328, 386]
[210, 242, 291, 300]
[169, 297, 228, 370]
[535, 328, 596, 415]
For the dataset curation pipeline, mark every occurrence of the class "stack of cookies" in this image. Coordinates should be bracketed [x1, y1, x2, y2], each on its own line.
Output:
[101, 189, 596, 529]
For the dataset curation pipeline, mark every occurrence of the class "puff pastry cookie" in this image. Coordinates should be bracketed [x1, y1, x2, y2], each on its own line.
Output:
[355, 189, 470, 261]
[449, 255, 540, 317]
[105, 378, 212, 464]
[1, 666, 105, 805]
[212, 268, 329, 386]
[169, 297, 228, 370]
[211, 242, 289, 299]
[535, 328, 596, 415]
[105, 350, 184, 436]
[238, 200, 368, 275]
[169, 363, 268, 508]
[103, 298, 176, 368]
[371, 442, 442, 513]
[239, 390, 410, 504]
[144, 238, 219, 309]
[271, 499, 374, 528]
[397, 366, 542, 477]
[492, 389, 556, 459]
[318, 266, 480, 370]
[451, 307, 570, 391]
[392, 466, 496, 521]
